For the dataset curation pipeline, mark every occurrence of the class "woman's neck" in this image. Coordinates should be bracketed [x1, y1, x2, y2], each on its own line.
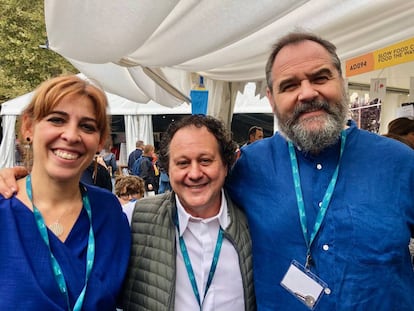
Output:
[17, 172, 84, 242]
[21, 170, 81, 205]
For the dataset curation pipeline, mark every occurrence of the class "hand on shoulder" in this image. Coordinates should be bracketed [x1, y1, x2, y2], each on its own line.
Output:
[0, 166, 28, 198]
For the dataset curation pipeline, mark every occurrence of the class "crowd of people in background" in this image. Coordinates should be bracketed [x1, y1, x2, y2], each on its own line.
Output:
[74, 136, 173, 198]
[76, 125, 268, 198]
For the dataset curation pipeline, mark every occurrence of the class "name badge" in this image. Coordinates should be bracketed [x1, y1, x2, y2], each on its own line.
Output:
[280, 260, 329, 310]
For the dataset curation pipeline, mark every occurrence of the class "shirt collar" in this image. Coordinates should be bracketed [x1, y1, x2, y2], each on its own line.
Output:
[175, 189, 229, 236]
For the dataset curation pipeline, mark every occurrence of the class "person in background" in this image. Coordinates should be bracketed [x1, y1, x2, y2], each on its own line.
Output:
[121, 115, 255, 311]
[139, 144, 158, 196]
[110, 134, 120, 160]
[81, 153, 113, 192]
[382, 132, 414, 148]
[157, 159, 171, 194]
[245, 126, 264, 146]
[383, 117, 414, 265]
[114, 175, 145, 225]
[14, 136, 24, 166]
[127, 140, 144, 173]
[0, 75, 130, 310]
[100, 139, 117, 183]
[151, 151, 160, 193]
[227, 31, 414, 310]
[384, 117, 414, 149]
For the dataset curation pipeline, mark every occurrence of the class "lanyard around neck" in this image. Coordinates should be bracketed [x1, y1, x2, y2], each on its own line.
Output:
[26, 175, 95, 311]
[174, 211, 224, 310]
[288, 131, 347, 268]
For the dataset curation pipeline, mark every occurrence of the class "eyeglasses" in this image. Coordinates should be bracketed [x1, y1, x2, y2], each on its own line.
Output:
[119, 192, 141, 200]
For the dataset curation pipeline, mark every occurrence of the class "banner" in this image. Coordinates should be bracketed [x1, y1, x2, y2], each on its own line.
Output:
[396, 104, 414, 118]
[190, 76, 208, 115]
[346, 37, 414, 77]
[369, 78, 387, 101]
[190, 89, 208, 115]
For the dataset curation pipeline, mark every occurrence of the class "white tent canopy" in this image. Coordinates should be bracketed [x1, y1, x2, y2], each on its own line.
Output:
[43, 0, 414, 125]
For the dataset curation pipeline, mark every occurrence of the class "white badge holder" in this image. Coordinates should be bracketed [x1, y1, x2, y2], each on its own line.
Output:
[280, 260, 329, 310]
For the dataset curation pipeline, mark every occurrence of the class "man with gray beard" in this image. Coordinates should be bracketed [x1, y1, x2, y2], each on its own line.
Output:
[227, 31, 414, 311]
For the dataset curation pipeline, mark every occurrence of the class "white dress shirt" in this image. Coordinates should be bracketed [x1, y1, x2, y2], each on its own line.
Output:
[121, 201, 135, 225]
[174, 189, 245, 311]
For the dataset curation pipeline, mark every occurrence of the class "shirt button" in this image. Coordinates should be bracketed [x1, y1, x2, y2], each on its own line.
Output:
[318, 201, 322, 207]
[316, 163, 322, 170]
[323, 244, 329, 251]
[324, 288, 331, 295]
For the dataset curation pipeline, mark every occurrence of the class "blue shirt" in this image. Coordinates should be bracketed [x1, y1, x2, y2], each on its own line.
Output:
[227, 121, 414, 311]
[0, 184, 131, 310]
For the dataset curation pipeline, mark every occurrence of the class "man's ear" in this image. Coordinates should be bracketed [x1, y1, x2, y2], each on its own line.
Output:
[266, 87, 277, 115]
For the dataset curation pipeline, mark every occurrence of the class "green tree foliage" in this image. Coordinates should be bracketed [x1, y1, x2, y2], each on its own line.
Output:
[0, 0, 77, 103]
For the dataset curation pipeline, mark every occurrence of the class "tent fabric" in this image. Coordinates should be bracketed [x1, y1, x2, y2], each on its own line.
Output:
[43, 0, 414, 122]
[0, 115, 18, 168]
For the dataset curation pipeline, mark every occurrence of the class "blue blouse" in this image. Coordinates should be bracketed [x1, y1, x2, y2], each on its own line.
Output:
[227, 121, 414, 311]
[0, 184, 131, 310]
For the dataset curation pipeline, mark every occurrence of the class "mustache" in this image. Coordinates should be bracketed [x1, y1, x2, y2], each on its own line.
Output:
[291, 100, 333, 122]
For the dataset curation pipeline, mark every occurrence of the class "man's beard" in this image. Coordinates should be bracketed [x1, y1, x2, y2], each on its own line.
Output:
[276, 96, 348, 154]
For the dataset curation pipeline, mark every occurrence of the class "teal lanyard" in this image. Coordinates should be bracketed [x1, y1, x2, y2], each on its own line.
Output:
[26, 175, 95, 311]
[174, 212, 224, 310]
[288, 131, 347, 269]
